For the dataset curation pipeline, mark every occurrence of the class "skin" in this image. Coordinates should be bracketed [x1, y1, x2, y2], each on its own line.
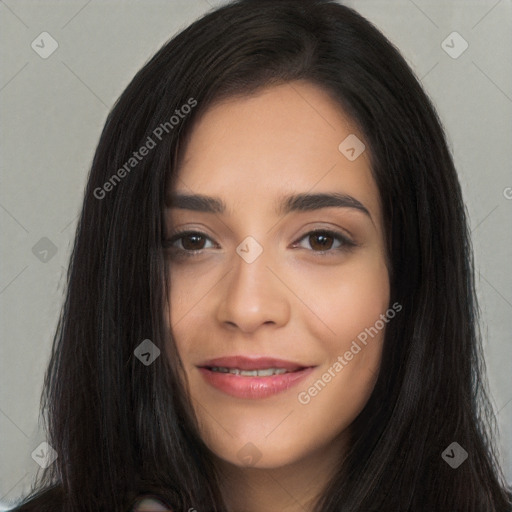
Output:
[164, 80, 390, 512]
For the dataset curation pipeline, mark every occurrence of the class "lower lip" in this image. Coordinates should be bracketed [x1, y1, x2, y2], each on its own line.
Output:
[198, 367, 315, 399]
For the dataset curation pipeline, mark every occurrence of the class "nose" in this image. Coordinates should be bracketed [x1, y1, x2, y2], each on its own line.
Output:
[215, 243, 291, 334]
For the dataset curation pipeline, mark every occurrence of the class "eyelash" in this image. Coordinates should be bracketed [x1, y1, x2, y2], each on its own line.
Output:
[162, 228, 357, 259]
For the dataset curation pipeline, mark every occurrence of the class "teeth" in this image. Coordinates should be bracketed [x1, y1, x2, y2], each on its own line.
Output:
[210, 367, 289, 376]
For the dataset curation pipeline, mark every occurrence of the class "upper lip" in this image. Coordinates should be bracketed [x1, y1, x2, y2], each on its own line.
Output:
[198, 356, 310, 372]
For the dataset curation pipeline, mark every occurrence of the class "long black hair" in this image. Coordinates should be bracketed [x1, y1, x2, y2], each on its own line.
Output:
[11, 0, 511, 511]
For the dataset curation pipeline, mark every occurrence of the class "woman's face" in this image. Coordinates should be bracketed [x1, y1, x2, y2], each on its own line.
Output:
[164, 80, 390, 470]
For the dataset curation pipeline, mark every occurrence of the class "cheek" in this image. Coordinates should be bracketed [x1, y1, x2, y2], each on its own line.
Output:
[293, 250, 390, 351]
[166, 266, 221, 361]
[293, 253, 390, 422]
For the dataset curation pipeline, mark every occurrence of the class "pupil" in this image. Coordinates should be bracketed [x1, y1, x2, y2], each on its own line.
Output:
[183, 234, 204, 250]
[311, 234, 332, 251]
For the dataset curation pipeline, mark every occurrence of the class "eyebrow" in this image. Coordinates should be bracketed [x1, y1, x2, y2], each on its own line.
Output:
[166, 192, 372, 220]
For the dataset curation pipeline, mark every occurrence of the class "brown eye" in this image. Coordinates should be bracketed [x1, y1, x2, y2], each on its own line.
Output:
[163, 228, 356, 260]
[180, 233, 207, 251]
[293, 229, 356, 254]
[308, 232, 335, 251]
[162, 230, 215, 256]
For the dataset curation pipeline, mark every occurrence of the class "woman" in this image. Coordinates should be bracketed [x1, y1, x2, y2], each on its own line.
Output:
[10, 0, 511, 510]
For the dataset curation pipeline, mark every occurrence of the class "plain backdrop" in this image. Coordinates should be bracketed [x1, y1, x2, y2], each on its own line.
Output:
[1, 0, 511, 507]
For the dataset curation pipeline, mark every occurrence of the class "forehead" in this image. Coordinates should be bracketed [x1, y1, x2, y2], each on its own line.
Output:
[169, 81, 380, 223]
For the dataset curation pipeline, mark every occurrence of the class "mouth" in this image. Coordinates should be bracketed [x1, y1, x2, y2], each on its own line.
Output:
[206, 366, 296, 376]
[197, 356, 315, 399]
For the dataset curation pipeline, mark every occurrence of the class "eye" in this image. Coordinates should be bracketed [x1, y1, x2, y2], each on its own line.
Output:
[292, 229, 356, 255]
[162, 230, 216, 257]
[162, 228, 356, 260]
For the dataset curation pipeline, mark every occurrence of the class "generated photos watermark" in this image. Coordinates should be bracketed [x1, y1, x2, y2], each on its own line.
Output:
[94, 97, 197, 200]
[297, 301, 402, 405]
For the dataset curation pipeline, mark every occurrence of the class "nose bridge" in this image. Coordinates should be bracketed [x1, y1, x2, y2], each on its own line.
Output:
[233, 234, 272, 291]
[216, 234, 290, 331]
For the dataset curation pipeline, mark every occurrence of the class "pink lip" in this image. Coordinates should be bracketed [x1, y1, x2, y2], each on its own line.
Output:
[197, 356, 315, 399]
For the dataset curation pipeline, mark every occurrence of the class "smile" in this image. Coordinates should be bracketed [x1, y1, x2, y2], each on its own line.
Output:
[209, 367, 289, 376]
[197, 356, 315, 399]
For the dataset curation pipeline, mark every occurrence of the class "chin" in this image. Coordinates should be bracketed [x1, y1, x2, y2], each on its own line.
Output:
[205, 430, 316, 471]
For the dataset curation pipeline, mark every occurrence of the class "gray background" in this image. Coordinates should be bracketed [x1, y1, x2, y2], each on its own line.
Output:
[1, 0, 511, 507]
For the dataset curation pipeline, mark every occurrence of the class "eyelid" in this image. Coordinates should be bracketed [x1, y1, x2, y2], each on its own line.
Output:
[162, 227, 357, 258]
[162, 229, 218, 250]
[291, 228, 356, 251]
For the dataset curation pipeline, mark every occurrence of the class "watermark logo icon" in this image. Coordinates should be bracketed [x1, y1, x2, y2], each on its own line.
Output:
[32, 237, 58, 263]
[236, 236, 263, 264]
[338, 134, 365, 161]
[134, 339, 161, 366]
[441, 32, 468, 59]
[442, 441, 468, 468]
[31, 441, 58, 468]
[237, 442, 263, 466]
[31, 32, 59, 59]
